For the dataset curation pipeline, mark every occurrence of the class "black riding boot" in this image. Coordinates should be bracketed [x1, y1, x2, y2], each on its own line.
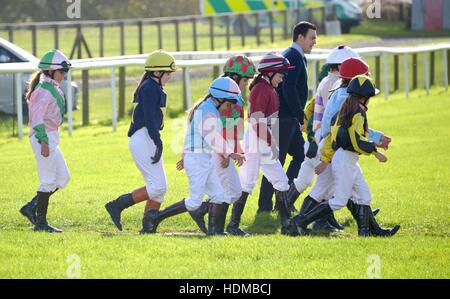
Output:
[347, 200, 380, 219]
[188, 201, 209, 234]
[215, 203, 229, 235]
[290, 202, 333, 236]
[368, 208, 400, 237]
[141, 199, 187, 234]
[207, 203, 223, 236]
[20, 195, 39, 225]
[275, 190, 291, 234]
[105, 193, 135, 231]
[34, 191, 62, 233]
[286, 183, 300, 213]
[226, 192, 249, 236]
[357, 205, 370, 237]
[326, 211, 344, 230]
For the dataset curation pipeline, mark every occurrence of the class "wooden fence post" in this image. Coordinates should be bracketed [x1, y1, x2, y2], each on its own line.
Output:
[157, 21, 163, 49]
[269, 11, 274, 43]
[430, 51, 435, 87]
[175, 20, 180, 51]
[192, 18, 198, 51]
[32, 26, 37, 56]
[320, 6, 326, 33]
[99, 23, 104, 57]
[225, 15, 231, 50]
[120, 22, 125, 55]
[209, 16, 215, 51]
[239, 14, 245, 47]
[447, 49, 450, 91]
[138, 21, 143, 54]
[54, 25, 59, 49]
[255, 13, 261, 46]
[412, 53, 418, 90]
[119, 67, 125, 119]
[8, 26, 13, 42]
[394, 54, 399, 91]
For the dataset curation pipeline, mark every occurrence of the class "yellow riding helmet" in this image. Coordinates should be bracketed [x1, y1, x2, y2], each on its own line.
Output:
[144, 50, 178, 72]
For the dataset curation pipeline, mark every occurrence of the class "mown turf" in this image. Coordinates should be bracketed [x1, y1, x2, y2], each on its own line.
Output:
[0, 86, 449, 278]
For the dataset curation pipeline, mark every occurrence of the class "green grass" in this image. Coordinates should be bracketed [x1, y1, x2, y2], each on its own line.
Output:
[0, 86, 449, 278]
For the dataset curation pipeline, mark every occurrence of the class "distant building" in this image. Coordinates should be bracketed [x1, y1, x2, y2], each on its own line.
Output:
[411, 0, 450, 31]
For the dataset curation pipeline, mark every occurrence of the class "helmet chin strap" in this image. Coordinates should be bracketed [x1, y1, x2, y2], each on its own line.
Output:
[215, 98, 225, 110]
[150, 71, 165, 86]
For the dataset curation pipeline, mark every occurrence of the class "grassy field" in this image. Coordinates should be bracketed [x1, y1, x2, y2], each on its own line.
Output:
[350, 19, 450, 38]
[0, 86, 449, 278]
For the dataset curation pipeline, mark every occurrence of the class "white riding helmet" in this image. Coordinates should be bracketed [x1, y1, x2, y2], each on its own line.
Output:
[326, 45, 359, 65]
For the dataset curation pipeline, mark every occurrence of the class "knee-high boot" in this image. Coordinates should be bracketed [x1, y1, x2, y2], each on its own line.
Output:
[226, 192, 250, 236]
[141, 199, 187, 234]
[34, 191, 62, 233]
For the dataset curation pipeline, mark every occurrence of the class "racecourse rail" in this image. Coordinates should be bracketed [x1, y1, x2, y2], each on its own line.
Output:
[0, 44, 449, 140]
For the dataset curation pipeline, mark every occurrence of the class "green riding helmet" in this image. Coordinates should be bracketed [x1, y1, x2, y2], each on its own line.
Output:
[223, 55, 256, 78]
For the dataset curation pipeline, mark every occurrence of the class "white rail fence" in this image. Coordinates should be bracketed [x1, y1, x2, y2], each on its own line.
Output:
[1, 44, 449, 140]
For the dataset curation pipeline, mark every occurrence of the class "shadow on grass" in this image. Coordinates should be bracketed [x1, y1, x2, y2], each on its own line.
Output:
[245, 211, 280, 235]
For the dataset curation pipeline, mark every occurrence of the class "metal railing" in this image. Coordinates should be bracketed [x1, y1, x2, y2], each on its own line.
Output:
[1, 44, 449, 140]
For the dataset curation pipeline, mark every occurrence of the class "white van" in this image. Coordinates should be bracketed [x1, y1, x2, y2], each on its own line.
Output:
[0, 38, 78, 116]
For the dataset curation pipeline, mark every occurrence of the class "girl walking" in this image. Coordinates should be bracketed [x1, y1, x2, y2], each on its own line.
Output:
[176, 55, 256, 235]
[289, 75, 400, 237]
[141, 77, 245, 235]
[19, 49, 72, 233]
[237, 52, 295, 235]
[105, 50, 177, 231]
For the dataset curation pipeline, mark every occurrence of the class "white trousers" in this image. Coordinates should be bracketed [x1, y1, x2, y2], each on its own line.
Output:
[30, 131, 70, 193]
[293, 140, 322, 194]
[308, 162, 334, 203]
[129, 127, 167, 203]
[184, 153, 226, 211]
[327, 149, 372, 211]
[239, 130, 289, 194]
[212, 152, 242, 204]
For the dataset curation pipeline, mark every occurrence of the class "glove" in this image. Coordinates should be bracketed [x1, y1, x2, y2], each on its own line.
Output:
[305, 141, 318, 159]
[151, 143, 163, 164]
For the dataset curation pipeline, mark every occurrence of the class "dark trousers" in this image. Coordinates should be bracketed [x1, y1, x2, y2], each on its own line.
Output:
[257, 117, 305, 212]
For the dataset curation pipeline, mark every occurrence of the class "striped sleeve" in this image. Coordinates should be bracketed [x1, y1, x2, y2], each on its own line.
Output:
[349, 113, 377, 156]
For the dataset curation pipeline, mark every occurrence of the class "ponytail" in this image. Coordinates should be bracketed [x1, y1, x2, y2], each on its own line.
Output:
[249, 74, 263, 91]
[133, 71, 152, 102]
[26, 71, 42, 103]
[187, 94, 210, 124]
